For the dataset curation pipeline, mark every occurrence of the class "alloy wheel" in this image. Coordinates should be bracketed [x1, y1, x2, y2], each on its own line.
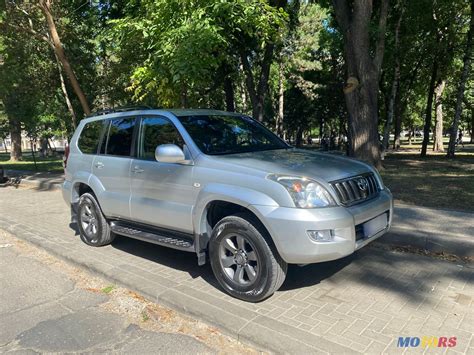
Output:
[219, 233, 259, 286]
[80, 202, 99, 243]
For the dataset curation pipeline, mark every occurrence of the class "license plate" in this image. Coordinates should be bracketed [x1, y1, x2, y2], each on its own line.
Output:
[363, 213, 388, 238]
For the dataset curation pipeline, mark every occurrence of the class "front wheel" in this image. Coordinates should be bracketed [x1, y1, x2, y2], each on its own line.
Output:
[209, 213, 287, 302]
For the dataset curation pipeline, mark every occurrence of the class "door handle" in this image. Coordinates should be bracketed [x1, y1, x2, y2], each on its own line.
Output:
[95, 162, 104, 169]
[132, 166, 144, 173]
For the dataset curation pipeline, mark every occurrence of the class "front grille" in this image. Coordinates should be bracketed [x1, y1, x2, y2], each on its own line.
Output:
[330, 173, 379, 206]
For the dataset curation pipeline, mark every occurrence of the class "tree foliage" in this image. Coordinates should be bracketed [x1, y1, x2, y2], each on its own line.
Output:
[0, 0, 472, 164]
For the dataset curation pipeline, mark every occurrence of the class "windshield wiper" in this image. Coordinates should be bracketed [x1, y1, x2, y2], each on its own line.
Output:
[252, 146, 289, 153]
[208, 146, 287, 155]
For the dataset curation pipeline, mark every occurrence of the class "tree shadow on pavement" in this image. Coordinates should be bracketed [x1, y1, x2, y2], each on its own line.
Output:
[282, 247, 473, 304]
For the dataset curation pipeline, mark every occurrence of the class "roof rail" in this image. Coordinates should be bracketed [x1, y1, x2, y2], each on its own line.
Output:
[86, 105, 156, 117]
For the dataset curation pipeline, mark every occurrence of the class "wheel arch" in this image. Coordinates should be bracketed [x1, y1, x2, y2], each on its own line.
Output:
[70, 173, 105, 203]
[193, 184, 279, 256]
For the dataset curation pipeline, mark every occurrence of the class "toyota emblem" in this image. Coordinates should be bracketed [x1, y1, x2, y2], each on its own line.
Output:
[357, 178, 368, 191]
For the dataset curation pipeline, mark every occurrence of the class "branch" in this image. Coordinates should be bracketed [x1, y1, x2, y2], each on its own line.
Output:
[7, 23, 54, 49]
[6, 2, 53, 49]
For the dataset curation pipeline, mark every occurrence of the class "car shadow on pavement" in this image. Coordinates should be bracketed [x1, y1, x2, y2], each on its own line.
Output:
[109, 234, 357, 294]
[280, 255, 356, 291]
[111, 235, 220, 287]
[99, 232, 473, 305]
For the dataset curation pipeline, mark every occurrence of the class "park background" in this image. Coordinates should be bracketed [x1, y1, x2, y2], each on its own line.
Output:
[0, 0, 473, 211]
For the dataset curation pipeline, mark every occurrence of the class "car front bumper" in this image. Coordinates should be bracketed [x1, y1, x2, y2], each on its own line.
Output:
[251, 189, 393, 264]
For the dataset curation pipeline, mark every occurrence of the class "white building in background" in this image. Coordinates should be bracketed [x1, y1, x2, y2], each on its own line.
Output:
[0, 132, 68, 153]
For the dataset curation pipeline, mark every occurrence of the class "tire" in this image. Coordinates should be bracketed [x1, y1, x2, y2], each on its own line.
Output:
[209, 212, 287, 302]
[77, 192, 115, 247]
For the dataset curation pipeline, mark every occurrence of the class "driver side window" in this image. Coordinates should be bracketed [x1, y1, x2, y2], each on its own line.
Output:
[138, 116, 185, 160]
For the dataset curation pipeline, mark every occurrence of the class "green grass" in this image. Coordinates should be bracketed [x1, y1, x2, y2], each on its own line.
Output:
[0, 151, 63, 173]
[101, 285, 116, 294]
[141, 310, 150, 322]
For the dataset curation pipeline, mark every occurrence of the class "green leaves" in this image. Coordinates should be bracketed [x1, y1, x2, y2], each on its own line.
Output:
[108, 0, 287, 107]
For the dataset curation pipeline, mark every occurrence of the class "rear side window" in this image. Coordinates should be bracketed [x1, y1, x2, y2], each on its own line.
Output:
[105, 117, 136, 156]
[138, 116, 184, 160]
[78, 121, 103, 154]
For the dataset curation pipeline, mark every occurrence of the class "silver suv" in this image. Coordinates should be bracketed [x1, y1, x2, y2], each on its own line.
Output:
[62, 108, 393, 302]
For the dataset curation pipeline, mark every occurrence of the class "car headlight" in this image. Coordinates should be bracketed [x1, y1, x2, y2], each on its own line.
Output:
[267, 174, 336, 208]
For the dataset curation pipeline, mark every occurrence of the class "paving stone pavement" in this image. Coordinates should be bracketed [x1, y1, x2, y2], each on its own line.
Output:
[1, 186, 473, 354]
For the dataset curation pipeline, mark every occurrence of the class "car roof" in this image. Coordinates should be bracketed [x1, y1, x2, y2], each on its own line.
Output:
[167, 108, 242, 117]
[83, 108, 243, 123]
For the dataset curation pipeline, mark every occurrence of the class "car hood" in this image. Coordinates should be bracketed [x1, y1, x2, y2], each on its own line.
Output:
[211, 148, 372, 182]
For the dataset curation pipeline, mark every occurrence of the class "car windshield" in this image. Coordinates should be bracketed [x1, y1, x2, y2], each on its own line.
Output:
[177, 114, 289, 155]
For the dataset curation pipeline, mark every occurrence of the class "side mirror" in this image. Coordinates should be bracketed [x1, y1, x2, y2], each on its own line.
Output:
[155, 144, 186, 163]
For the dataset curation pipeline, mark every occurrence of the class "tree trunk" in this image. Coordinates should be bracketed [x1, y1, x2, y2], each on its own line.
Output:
[393, 88, 403, 149]
[421, 59, 438, 157]
[238, 62, 248, 113]
[382, 6, 403, 151]
[332, 0, 389, 169]
[54, 51, 77, 130]
[9, 118, 22, 161]
[432, 79, 446, 152]
[447, 0, 474, 157]
[470, 108, 474, 143]
[276, 62, 284, 137]
[38, 0, 91, 116]
[240, 51, 259, 118]
[223, 76, 235, 112]
[382, 67, 400, 151]
[240, 43, 275, 122]
[40, 138, 48, 157]
[295, 127, 303, 147]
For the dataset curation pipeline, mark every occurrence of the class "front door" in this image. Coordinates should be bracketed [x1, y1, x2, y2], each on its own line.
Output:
[92, 116, 136, 219]
[130, 116, 197, 233]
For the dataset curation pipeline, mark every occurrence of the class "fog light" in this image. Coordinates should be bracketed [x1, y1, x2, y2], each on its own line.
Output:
[307, 229, 334, 242]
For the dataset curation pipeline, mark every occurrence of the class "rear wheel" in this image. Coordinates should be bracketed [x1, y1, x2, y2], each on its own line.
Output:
[77, 192, 115, 246]
[209, 213, 287, 302]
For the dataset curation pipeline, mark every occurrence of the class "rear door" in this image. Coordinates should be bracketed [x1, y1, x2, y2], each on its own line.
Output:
[130, 116, 197, 233]
[92, 116, 136, 219]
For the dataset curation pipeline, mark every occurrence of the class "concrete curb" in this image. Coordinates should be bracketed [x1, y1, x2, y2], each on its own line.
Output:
[375, 228, 474, 258]
[5, 170, 63, 191]
[378, 204, 474, 258]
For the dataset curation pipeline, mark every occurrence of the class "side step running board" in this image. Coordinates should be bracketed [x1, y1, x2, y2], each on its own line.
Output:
[110, 222, 194, 252]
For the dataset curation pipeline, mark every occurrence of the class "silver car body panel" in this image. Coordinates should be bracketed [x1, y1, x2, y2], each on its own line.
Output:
[130, 158, 196, 233]
[92, 155, 132, 219]
[63, 109, 393, 264]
